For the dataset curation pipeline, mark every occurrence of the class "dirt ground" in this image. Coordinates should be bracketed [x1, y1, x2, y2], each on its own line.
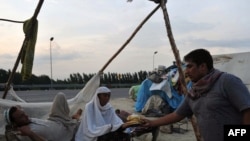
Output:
[110, 98, 197, 141]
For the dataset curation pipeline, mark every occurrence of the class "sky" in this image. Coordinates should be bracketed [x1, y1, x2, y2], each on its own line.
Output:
[0, 0, 250, 80]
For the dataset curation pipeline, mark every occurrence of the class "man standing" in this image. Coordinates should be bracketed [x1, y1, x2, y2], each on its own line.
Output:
[142, 48, 250, 141]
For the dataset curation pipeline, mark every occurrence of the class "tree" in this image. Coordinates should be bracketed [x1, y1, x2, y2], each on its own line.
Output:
[0, 69, 9, 83]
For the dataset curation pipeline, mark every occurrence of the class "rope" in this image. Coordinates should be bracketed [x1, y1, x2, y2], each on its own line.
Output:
[0, 18, 24, 23]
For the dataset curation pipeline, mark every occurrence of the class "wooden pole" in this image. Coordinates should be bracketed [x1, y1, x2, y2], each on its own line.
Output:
[2, 0, 44, 99]
[99, 4, 161, 73]
[159, 0, 203, 141]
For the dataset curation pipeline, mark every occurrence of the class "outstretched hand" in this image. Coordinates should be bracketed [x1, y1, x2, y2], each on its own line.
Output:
[140, 118, 153, 127]
[121, 123, 130, 129]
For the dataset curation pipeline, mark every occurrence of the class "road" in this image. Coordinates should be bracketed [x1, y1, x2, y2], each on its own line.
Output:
[1, 88, 130, 102]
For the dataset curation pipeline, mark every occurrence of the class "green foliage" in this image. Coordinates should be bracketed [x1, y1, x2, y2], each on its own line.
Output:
[0, 68, 151, 86]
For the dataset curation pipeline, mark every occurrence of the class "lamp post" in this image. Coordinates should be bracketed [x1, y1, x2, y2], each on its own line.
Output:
[153, 51, 158, 70]
[50, 37, 54, 89]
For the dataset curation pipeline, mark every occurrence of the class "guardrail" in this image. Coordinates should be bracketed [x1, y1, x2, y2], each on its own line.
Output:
[0, 83, 138, 91]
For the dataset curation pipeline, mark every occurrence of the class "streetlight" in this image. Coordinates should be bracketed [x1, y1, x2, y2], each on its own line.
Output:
[153, 51, 158, 70]
[50, 37, 54, 89]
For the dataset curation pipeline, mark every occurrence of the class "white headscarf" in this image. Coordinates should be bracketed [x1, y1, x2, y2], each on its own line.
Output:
[75, 86, 123, 141]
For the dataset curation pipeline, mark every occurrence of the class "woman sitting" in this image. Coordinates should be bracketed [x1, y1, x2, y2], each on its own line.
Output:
[74, 86, 130, 141]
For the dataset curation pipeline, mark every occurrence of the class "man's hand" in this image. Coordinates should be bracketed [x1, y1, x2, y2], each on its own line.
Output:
[140, 118, 153, 127]
[17, 126, 46, 141]
[17, 125, 32, 136]
[121, 123, 129, 129]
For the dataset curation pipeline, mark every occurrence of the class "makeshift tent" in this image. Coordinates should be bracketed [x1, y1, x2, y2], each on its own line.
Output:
[1, 1, 249, 141]
[0, 0, 160, 136]
[0, 73, 101, 135]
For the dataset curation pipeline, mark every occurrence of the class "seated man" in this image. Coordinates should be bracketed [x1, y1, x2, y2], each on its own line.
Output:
[4, 93, 81, 141]
[75, 86, 131, 141]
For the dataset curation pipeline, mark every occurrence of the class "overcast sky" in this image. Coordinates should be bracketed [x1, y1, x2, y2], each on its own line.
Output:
[0, 0, 250, 80]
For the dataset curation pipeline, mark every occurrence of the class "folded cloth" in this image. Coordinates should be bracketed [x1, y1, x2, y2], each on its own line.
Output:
[21, 18, 38, 80]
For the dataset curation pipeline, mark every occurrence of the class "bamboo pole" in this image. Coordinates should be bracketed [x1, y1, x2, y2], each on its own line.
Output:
[2, 0, 44, 99]
[159, 0, 203, 141]
[99, 4, 161, 73]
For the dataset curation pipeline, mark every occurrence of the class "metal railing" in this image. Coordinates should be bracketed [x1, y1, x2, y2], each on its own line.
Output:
[0, 83, 138, 91]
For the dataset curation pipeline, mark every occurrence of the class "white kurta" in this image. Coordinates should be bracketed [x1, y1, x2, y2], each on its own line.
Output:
[17, 93, 78, 141]
[18, 118, 75, 141]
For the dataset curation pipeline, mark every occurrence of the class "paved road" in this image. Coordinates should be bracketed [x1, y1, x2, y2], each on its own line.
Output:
[1, 88, 130, 102]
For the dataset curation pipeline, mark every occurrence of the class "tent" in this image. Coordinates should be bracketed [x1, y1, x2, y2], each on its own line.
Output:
[1, 1, 249, 141]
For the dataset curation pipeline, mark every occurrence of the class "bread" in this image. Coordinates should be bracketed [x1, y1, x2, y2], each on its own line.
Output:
[126, 114, 144, 125]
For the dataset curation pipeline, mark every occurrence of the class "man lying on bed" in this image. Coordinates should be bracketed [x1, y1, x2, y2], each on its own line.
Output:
[4, 93, 82, 141]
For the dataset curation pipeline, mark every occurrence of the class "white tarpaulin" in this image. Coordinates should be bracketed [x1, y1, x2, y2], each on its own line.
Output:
[213, 52, 250, 90]
[0, 73, 101, 135]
